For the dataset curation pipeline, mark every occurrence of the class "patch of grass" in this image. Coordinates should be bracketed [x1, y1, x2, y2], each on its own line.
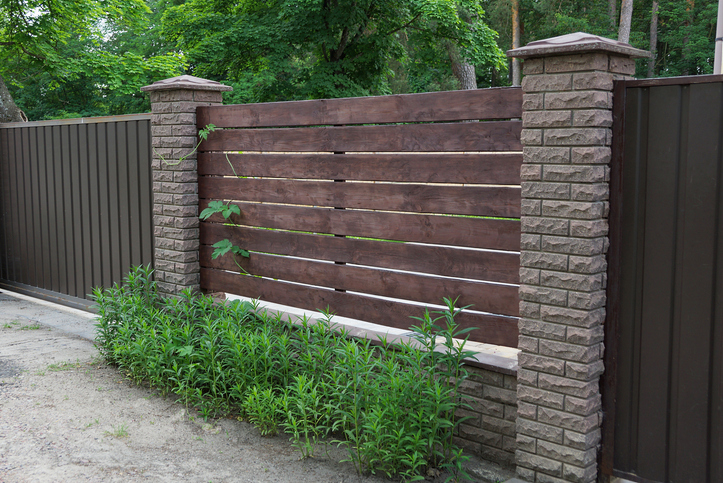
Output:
[104, 423, 129, 438]
[47, 361, 81, 372]
[19, 323, 43, 330]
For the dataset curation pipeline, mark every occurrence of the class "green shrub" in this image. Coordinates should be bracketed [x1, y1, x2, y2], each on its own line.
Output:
[93, 266, 475, 481]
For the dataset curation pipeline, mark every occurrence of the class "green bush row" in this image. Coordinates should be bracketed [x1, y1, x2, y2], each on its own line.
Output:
[93, 266, 477, 482]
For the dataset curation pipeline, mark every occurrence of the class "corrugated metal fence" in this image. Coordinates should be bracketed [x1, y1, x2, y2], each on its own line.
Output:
[605, 76, 723, 483]
[0, 114, 154, 309]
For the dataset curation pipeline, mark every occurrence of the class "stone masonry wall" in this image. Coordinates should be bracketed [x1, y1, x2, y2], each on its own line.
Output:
[455, 365, 518, 468]
[512, 48, 637, 483]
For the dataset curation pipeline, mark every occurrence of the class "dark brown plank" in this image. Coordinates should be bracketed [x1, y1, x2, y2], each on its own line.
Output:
[201, 223, 520, 284]
[199, 178, 521, 218]
[197, 88, 522, 128]
[201, 246, 519, 317]
[198, 152, 522, 185]
[201, 267, 519, 347]
[199, 200, 520, 251]
[199, 121, 522, 153]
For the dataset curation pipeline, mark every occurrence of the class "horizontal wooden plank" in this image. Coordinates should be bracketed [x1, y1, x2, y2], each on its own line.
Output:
[199, 178, 521, 218]
[197, 88, 522, 128]
[201, 267, 519, 347]
[198, 152, 522, 185]
[200, 201, 521, 251]
[201, 247, 519, 317]
[201, 223, 520, 284]
[199, 121, 522, 153]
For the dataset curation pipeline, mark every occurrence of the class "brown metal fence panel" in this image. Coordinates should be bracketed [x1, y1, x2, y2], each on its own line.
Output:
[197, 88, 522, 347]
[0, 115, 154, 309]
[607, 76, 723, 483]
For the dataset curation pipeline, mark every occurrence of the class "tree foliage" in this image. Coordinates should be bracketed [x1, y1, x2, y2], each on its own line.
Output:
[162, 0, 506, 102]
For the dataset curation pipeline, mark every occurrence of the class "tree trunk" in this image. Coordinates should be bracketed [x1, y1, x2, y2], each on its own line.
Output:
[618, 0, 634, 44]
[447, 43, 477, 90]
[648, 1, 659, 77]
[0, 75, 24, 123]
[609, 0, 617, 30]
[511, 0, 521, 86]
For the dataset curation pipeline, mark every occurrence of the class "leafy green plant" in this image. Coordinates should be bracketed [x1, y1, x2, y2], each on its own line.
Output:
[154, 123, 216, 167]
[93, 266, 477, 481]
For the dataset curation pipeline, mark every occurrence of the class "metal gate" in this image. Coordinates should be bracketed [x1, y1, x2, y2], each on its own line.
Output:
[0, 114, 154, 310]
[604, 76, 723, 483]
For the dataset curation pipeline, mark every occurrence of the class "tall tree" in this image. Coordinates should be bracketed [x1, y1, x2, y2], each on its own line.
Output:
[619, 0, 634, 43]
[0, 0, 185, 120]
[649, 1, 659, 76]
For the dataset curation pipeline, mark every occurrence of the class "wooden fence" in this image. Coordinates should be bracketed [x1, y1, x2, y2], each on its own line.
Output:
[197, 88, 522, 347]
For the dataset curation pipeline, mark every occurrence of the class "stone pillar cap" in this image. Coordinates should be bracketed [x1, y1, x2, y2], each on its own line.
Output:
[507, 32, 651, 59]
[141, 75, 233, 92]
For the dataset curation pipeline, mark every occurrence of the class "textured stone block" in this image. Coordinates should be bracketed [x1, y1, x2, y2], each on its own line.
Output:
[174, 239, 200, 251]
[571, 146, 610, 164]
[568, 255, 607, 274]
[518, 417, 565, 444]
[566, 326, 605, 345]
[522, 182, 571, 200]
[521, 217, 570, 236]
[516, 450, 564, 476]
[537, 407, 598, 433]
[573, 109, 613, 127]
[540, 271, 602, 292]
[518, 402, 538, 421]
[572, 72, 614, 91]
[565, 360, 604, 382]
[518, 386, 566, 411]
[523, 58, 544, 75]
[459, 424, 502, 447]
[563, 428, 602, 450]
[520, 301, 541, 318]
[175, 217, 200, 229]
[519, 285, 568, 306]
[523, 93, 545, 111]
[483, 386, 517, 406]
[468, 368, 505, 386]
[521, 233, 542, 250]
[519, 335, 540, 353]
[545, 91, 612, 110]
[174, 194, 200, 206]
[563, 462, 598, 483]
[564, 394, 602, 417]
[194, 90, 224, 102]
[540, 305, 605, 328]
[481, 444, 517, 467]
[482, 415, 517, 437]
[543, 128, 608, 146]
[539, 340, 599, 363]
[518, 368, 539, 387]
[519, 353, 566, 376]
[521, 164, 543, 181]
[521, 129, 543, 145]
[537, 440, 596, 467]
[538, 374, 599, 399]
[609, 55, 636, 75]
[542, 201, 604, 220]
[469, 398, 505, 418]
[523, 110, 573, 128]
[567, 290, 606, 310]
[519, 318, 567, 341]
[569, 219, 608, 238]
[520, 251, 569, 271]
[520, 268, 541, 285]
[517, 466, 536, 481]
[543, 165, 606, 183]
[544, 53, 609, 73]
[521, 199, 542, 216]
[524, 146, 571, 164]
[541, 236, 604, 256]
[523, 73, 572, 92]
[163, 205, 197, 217]
[571, 183, 609, 201]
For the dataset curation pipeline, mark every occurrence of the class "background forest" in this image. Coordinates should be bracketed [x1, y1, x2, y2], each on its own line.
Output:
[0, 0, 718, 121]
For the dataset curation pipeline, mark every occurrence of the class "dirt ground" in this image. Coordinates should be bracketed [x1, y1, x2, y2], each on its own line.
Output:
[0, 291, 512, 483]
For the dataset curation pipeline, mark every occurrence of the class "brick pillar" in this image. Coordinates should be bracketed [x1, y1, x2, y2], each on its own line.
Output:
[507, 34, 648, 483]
[141, 75, 232, 297]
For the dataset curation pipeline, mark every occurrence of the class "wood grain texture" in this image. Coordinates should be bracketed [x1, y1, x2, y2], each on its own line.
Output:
[201, 246, 519, 317]
[199, 178, 521, 218]
[201, 223, 520, 284]
[201, 267, 519, 347]
[198, 152, 522, 185]
[199, 121, 522, 153]
[199, 201, 521, 251]
[197, 88, 522, 128]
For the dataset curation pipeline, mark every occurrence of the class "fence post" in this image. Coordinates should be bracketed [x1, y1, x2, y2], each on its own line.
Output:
[141, 76, 232, 297]
[507, 34, 648, 483]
